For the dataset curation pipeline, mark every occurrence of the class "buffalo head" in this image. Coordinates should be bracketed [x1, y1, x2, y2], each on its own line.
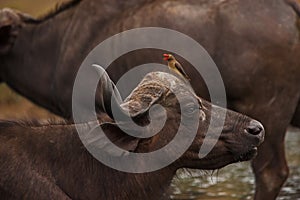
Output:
[91, 66, 265, 171]
[0, 8, 34, 55]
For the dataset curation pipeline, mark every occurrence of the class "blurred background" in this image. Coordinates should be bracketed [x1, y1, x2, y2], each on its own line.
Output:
[0, 1, 299, 199]
[0, 0, 61, 16]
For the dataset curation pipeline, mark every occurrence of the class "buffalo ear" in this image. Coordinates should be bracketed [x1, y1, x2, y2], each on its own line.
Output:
[102, 123, 140, 152]
[85, 122, 141, 156]
[0, 9, 33, 55]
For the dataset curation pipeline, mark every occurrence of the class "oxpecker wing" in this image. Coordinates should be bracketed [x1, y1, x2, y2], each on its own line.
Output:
[174, 62, 190, 81]
[163, 53, 191, 81]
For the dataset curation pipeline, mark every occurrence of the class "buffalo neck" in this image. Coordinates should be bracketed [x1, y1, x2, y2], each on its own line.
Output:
[52, 123, 178, 200]
[90, 165, 177, 200]
[0, 6, 78, 117]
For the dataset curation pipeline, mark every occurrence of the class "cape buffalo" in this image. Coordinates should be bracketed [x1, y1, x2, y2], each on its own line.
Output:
[0, 0, 299, 199]
[0, 70, 264, 200]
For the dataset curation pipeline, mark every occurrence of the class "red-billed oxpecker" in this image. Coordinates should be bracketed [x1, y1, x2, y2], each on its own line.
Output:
[163, 54, 191, 81]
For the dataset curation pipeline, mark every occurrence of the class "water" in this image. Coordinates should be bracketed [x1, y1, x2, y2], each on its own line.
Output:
[171, 127, 300, 200]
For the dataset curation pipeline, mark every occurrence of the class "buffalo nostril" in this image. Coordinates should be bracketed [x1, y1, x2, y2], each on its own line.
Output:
[245, 120, 264, 136]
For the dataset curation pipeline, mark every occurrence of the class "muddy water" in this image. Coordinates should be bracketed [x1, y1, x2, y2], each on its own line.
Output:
[171, 127, 300, 200]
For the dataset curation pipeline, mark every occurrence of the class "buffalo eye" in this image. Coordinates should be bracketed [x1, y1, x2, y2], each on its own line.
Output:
[183, 103, 199, 115]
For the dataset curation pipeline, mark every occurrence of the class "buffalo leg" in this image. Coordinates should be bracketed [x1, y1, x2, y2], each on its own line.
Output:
[291, 99, 300, 128]
[232, 93, 299, 200]
[251, 126, 289, 200]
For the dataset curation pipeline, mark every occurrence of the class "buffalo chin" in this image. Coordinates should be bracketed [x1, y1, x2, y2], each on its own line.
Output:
[234, 147, 258, 162]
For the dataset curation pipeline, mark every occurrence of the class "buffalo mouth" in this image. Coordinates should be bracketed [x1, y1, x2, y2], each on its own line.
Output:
[187, 145, 259, 170]
[234, 146, 258, 162]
